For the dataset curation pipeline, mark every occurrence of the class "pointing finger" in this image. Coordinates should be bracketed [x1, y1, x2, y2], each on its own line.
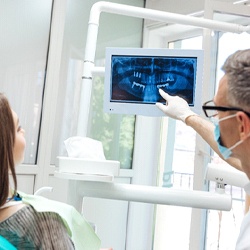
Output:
[159, 89, 171, 101]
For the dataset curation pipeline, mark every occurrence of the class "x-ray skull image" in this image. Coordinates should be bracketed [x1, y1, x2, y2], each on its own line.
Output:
[110, 55, 196, 104]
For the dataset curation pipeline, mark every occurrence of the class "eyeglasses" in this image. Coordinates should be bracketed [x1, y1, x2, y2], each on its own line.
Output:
[202, 100, 250, 118]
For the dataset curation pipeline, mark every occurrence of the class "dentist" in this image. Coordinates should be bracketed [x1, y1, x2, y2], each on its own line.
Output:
[156, 49, 250, 250]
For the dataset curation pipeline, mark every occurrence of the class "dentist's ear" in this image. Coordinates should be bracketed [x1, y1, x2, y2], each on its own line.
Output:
[237, 112, 250, 140]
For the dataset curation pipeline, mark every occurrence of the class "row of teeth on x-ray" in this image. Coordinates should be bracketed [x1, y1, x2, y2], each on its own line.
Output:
[132, 71, 175, 92]
[131, 81, 171, 91]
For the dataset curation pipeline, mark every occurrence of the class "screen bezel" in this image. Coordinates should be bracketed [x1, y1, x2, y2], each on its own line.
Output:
[104, 47, 204, 116]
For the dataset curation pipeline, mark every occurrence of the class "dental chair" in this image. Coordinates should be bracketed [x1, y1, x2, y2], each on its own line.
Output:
[0, 235, 16, 250]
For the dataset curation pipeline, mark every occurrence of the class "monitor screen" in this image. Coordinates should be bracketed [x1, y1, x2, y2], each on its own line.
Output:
[104, 47, 204, 116]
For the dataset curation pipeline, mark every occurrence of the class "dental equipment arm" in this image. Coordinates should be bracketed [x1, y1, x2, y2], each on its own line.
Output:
[34, 186, 53, 196]
[66, 180, 231, 211]
[205, 163, 249, 188]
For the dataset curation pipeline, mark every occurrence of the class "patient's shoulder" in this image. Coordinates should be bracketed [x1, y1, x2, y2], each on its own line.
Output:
[0, 202, 26, 222]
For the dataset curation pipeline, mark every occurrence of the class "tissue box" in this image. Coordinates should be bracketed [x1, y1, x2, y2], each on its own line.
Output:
[56, 156, 120, 176]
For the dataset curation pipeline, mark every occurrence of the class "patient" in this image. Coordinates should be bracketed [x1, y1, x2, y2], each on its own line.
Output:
[0, 93, 101, 249]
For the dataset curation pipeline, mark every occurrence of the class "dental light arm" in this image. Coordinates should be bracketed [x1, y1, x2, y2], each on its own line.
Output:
[89, 1, 250, 33]
[77, 1, 250, 136]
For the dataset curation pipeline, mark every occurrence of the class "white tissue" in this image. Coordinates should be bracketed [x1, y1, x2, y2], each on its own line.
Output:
[64, 136, 106, 160]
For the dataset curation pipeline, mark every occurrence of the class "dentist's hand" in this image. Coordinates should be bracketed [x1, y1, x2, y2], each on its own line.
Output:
[156, 89, 197, 123]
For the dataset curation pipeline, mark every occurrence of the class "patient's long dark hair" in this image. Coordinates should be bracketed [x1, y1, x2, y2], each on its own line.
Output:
[0, 93, 16, 207]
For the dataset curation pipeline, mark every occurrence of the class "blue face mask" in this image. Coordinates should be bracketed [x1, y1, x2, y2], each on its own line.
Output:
[213, 114, 243, 159]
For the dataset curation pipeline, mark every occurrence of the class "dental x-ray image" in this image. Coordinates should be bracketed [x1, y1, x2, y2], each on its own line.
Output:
[110, 55, 197, 105]
[104, 48, 203, 116]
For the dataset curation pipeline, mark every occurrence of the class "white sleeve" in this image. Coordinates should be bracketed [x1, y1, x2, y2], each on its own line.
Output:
[236, 212, 250, 250]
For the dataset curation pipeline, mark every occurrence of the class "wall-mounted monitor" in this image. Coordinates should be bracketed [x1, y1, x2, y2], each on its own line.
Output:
[104, 47, 204, 116]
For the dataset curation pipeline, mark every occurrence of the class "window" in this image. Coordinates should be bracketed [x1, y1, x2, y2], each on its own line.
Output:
[51, 0, 144, 169]
[0, 1, 53, 164]
[154, 36, 203, 250]
[88, 63, 136, 169]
